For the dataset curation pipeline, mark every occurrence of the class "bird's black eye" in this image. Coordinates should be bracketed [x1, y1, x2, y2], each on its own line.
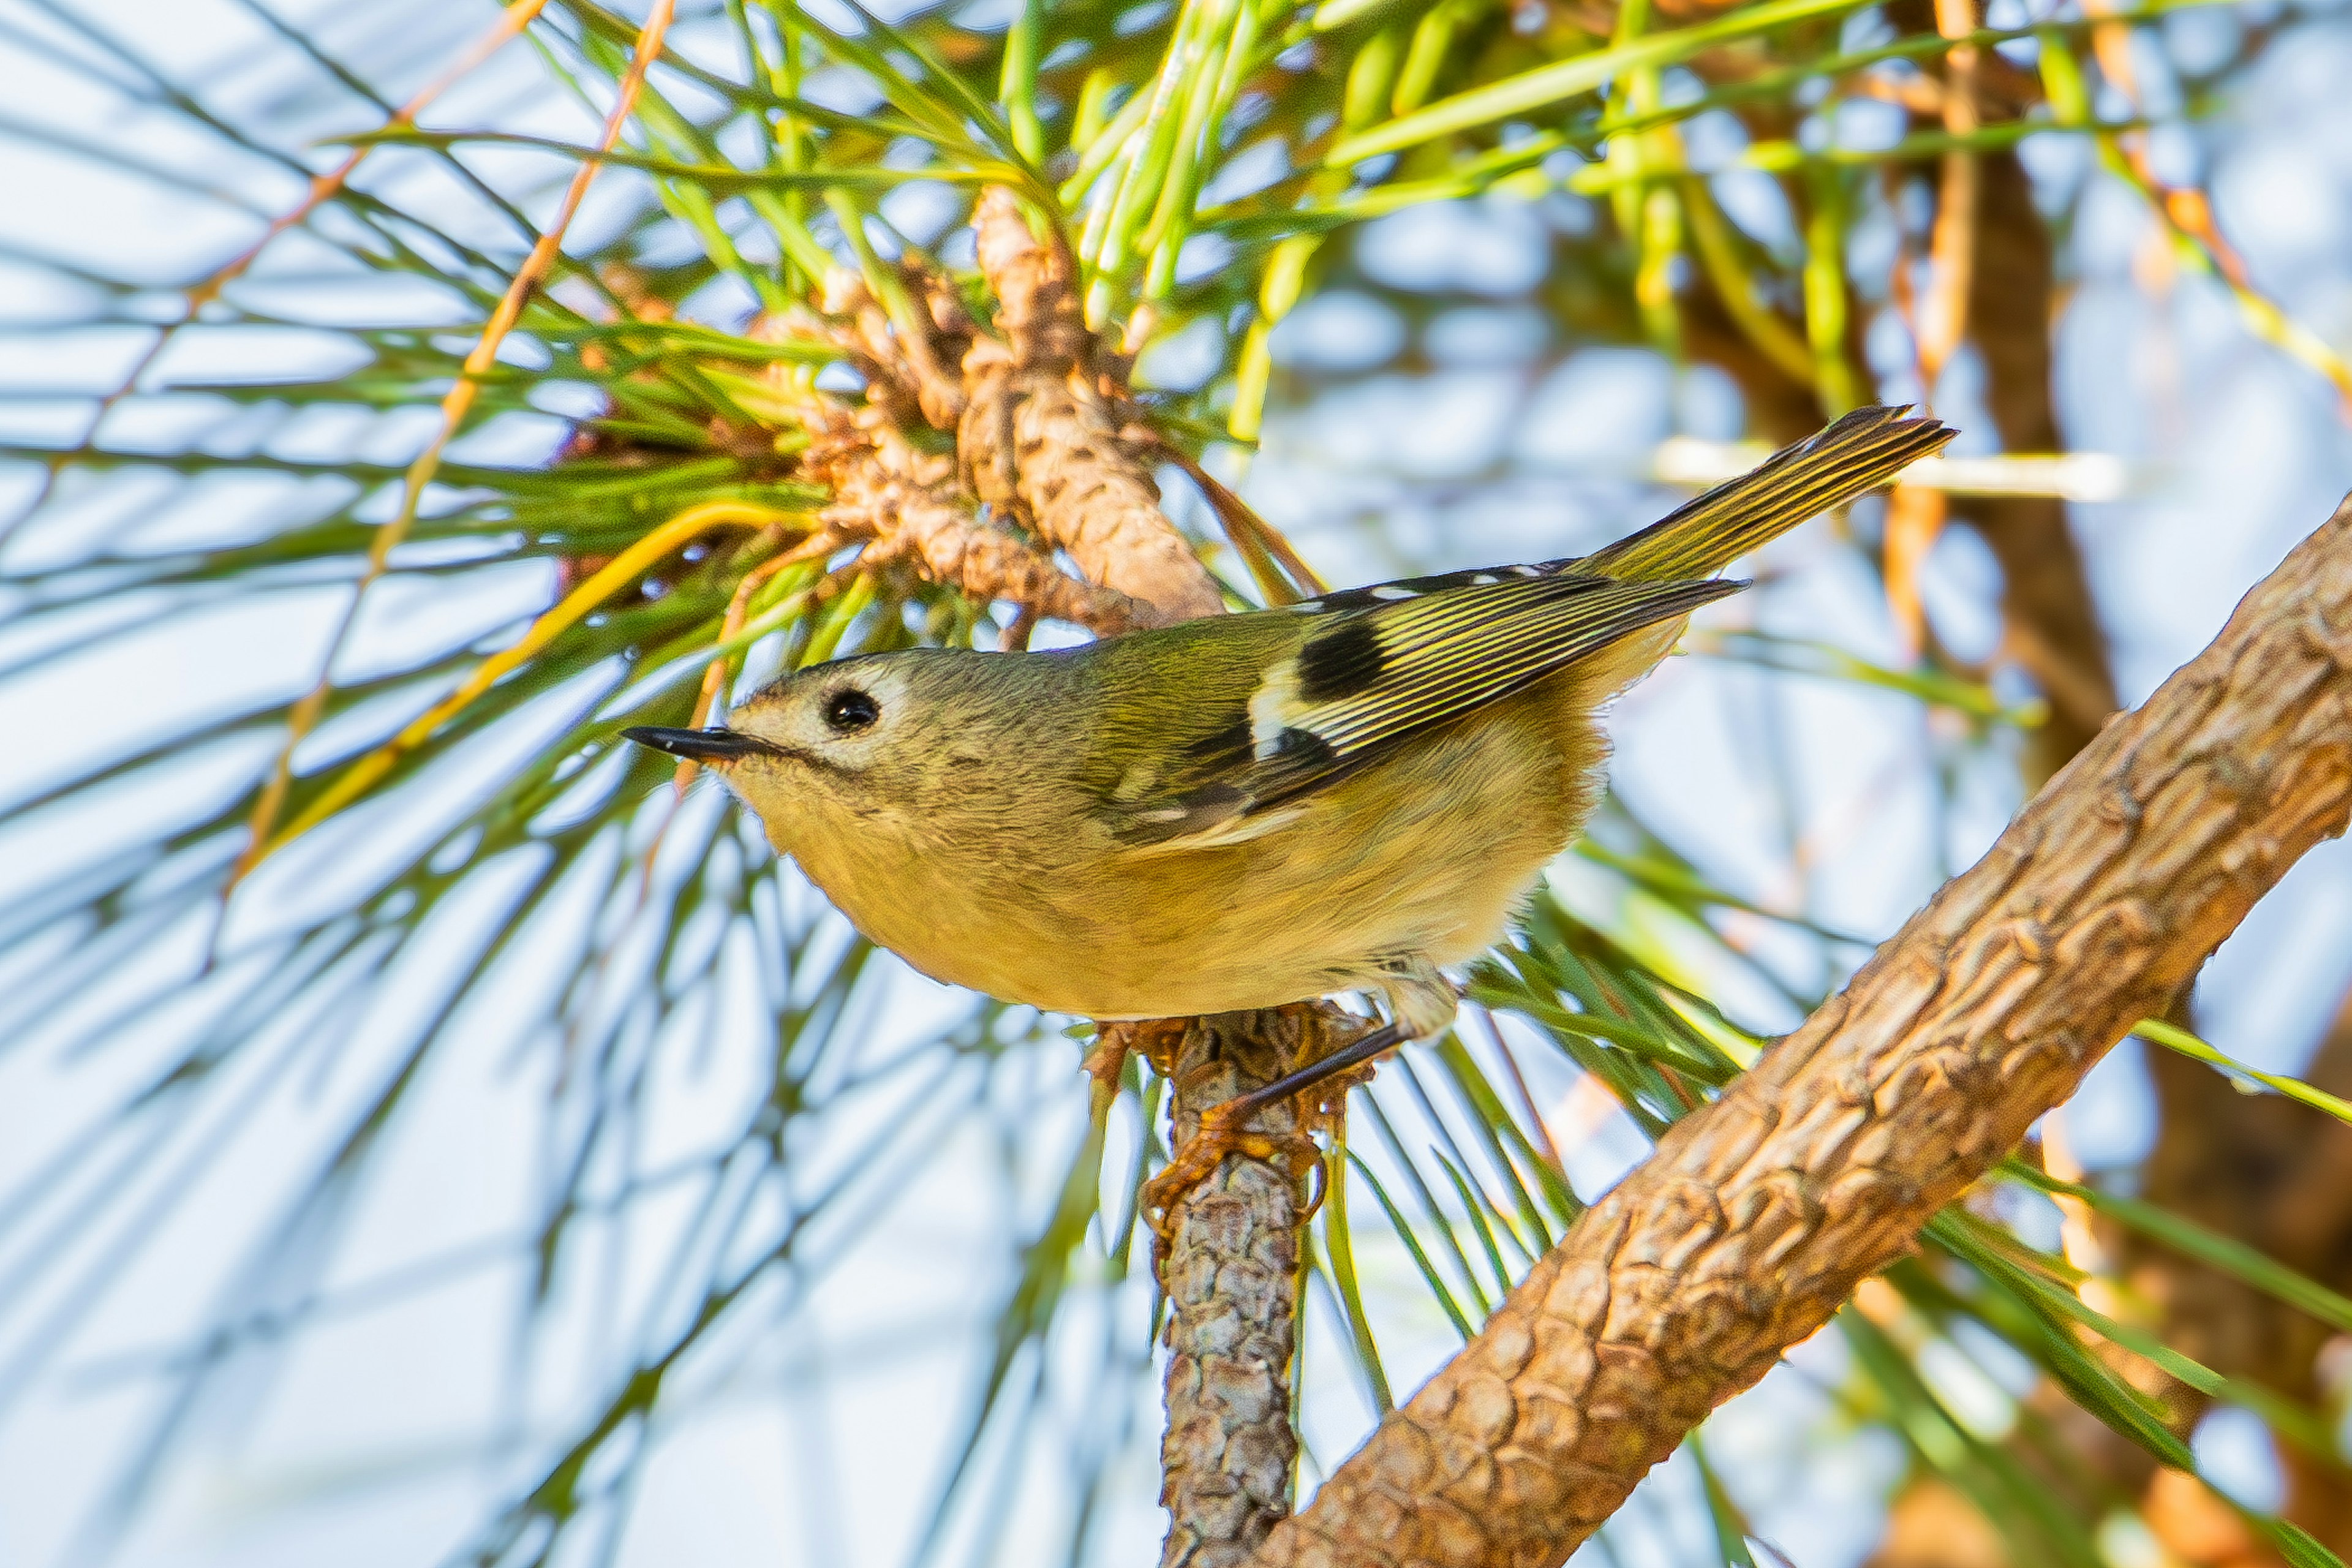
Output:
[823, 687, 879, 733]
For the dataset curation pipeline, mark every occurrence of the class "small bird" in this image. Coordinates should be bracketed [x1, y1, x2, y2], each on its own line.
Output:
[628, 405, 1951, 1149]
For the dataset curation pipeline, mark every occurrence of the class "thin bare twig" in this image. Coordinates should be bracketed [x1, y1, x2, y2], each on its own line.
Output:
[2, 0, 553, 548]
[1122, 1012, 1320, 1568]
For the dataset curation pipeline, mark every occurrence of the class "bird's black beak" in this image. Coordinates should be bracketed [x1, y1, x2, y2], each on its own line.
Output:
[622, 725, 771, 764]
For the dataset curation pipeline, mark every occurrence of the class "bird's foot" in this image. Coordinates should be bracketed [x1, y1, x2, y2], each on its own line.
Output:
[1141, 1098, 1324, 1274]
[1142, 1014, 1403, 1274]
[1085, 1017, 1189, 1094]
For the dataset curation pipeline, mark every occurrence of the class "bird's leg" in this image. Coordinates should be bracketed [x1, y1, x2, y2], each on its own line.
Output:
[1189, 1019, 1405, 1133]
[1141, 1016, 1405, 1262]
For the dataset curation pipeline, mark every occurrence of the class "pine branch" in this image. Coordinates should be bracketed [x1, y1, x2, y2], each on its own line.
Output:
[1247, 494, 2352, 1567]
[963, 189, 1226, 627]
[1129, 1011, 1327, 1568]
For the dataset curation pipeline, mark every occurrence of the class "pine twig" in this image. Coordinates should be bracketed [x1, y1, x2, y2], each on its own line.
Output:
[925, 187, 1319, 1564]
[1136, 1011, 1322, 1568]
[962, 188, 1226, 627]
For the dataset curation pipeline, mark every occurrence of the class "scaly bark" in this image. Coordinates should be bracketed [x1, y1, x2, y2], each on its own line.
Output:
[1247, 495, 2352, 1568]
[1142, 1009, 1331, 1568]
[809, 417, 1144, 635]
[1683, 130, 2140, 1568]
[739, 186, 1231, 640]
[963, 189, 1226, 626]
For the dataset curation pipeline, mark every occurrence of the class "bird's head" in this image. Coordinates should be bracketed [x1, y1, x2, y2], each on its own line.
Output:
[622, 647, 1052, 850]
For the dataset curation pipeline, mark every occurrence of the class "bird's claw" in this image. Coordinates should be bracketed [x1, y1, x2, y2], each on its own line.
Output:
[1142, 1098, 1322, 1276]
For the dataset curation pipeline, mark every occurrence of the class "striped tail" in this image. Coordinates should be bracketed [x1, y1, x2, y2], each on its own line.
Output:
[1580, 405, 1954, 582]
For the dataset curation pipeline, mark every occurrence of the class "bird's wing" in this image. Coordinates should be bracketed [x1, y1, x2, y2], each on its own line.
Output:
[1103, 569, 1739, 850]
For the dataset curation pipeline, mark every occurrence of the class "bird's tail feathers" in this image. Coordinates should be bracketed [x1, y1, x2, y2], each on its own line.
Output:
[1581, 405, 1955, 582]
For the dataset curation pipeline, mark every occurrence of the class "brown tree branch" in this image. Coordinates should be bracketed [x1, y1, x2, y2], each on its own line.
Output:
[1115, 1011, 1345, 1568]
[763, 190, 1306, 1567]
[1646, 90, 2138, 1561]
[1248, 497, 2352, 1567]
[963, 189, 1226, 626]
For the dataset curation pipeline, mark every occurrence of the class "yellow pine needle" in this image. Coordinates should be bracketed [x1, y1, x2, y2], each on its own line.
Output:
[233, 0, 679, 888]
[1681, 180, 1814, 388]
[256, 500, 797, 865]
[196, 0, 554, 315]
[674, 533, 842, 794]
[2045, 24, 2352, 413]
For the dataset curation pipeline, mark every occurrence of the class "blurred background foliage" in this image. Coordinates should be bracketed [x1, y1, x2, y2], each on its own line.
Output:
[4, 0, 2352, 1565]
